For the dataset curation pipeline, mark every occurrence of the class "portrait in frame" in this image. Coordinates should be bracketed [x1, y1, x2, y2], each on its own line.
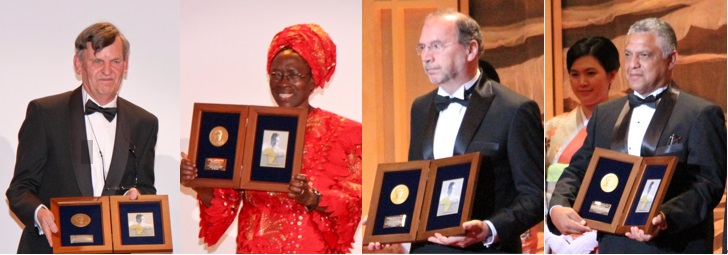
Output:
[110, 195, 172, 253]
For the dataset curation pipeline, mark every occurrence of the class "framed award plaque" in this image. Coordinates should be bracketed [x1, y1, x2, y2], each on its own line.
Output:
[51, 197, 113, 254]
[617, 156, 677, 234]
[572, 148, 677, 234]
[364, 152, 481, 244]
[110, 195, 173, 253]
[186, 103, 248, 188]
[417, 153, 481, 241]
[364, 160, 430, 244]
[239, 106, 307, 192]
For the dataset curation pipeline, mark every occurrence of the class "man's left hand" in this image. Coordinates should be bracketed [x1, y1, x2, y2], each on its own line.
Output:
[625, 212, 667, 242]
[427, 220, 489, 248]
[127, 188, 140, 200]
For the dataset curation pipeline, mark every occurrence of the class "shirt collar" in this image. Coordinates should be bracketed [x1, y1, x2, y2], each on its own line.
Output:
[632, 86, 667, 100]
[82, 86, 118, 108]
[437, 69, 481, 100]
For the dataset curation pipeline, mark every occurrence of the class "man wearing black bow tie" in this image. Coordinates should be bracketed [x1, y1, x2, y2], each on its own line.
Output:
[6, 22, 158, 253]
[404, 9, 543, 253]
[548, 18, 726, 253]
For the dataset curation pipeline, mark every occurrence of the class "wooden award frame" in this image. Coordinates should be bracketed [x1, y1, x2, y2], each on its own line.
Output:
[239, 106, 307, 192]
[364, 152, 481, 244]
[572, 148, 677, 234]
[417, 153, 481, 241]
[363, 160, 430, 244]
[186, 103, 248, 188]
[51, 197, 113, 254]
[110, 195, 173, 253]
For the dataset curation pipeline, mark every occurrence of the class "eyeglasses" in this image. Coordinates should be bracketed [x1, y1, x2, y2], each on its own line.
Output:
[269, 72, 311, 83]
[416, 42, 455, 55]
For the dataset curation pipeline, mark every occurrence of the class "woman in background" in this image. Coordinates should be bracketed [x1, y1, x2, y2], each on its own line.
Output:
[544, 36, 620, 254]
[181, 24, 362, 253]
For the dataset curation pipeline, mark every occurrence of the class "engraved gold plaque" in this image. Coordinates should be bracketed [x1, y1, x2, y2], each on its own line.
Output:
[70, 213, 91, 228]
[390, 184, 410, 205]
[383, 214, 407, 228]
[600, 173, 619, 193]
[204, 158, 227, 171]
[209, 126, 229, 147]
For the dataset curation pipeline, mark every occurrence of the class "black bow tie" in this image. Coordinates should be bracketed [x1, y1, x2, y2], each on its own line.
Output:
[435, 95, 468, 111]
[85, 100, 117, 121]
[628, 91, 664, 109]
[434, 86, 476, 112]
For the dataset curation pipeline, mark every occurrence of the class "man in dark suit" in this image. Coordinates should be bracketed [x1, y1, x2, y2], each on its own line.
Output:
[401, 9, 543, 253]
[548, 18, 726, 253]
[6, 22, 158, 253]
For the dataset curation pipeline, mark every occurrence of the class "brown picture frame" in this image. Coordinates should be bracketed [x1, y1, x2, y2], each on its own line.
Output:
[417, 153, 481, 241]
[51, 196, 113, 254]
[186, 103, 248, 188]
[239, 106, 307, 192]
[110, 195, 173, 253]
[573, 148, 677, 234]
[363, 160, 430, 244]
[615, 156, 677, 234]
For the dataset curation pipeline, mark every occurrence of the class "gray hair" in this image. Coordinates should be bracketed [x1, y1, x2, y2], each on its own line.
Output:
[75, 22, 130, 60]
[627, 18, 677, 58]
[425, 9, 484, 56]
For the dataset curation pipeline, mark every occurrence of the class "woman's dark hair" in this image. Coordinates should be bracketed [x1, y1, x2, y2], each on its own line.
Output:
[566, 36, 620, 73]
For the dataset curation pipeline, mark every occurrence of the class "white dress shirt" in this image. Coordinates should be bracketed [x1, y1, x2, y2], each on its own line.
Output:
[433, 70, 480, 159]
[627, 86, 667, 156]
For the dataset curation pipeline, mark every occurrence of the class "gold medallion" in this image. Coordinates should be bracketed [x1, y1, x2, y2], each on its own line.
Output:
[600, 173, 619, 193]
[390, 184, 410, 205]
[70, 213, 91, 228]
[209, 126, 229, 147]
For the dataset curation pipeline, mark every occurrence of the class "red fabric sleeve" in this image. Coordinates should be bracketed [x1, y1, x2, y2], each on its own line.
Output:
[198, 188, 241, 246]
[309, 114, 363, 253]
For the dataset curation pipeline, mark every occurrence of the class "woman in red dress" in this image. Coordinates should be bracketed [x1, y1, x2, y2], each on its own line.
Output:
[181, 24, 362, 253]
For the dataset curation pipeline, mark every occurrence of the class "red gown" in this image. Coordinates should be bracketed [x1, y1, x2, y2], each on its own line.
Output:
[197, 108, 362, 253]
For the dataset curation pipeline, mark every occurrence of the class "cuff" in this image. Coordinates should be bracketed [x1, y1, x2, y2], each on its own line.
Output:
[483, 220, 497, 247]
[34, 204, 47, 235]
[549, 205, 563, 216]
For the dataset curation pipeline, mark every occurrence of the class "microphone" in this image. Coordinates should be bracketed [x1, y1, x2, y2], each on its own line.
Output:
[129, 143, 138, 186]
[104, 107, 139, 192]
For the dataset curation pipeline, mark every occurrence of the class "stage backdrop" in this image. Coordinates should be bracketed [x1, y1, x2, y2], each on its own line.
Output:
[180, 0, 362, 253]
[0, 0, 181, 253]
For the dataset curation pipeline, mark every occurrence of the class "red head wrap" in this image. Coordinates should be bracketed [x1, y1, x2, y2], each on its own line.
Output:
[267, 24, 336, 90]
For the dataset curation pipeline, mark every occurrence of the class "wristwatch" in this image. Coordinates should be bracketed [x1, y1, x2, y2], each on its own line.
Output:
[305, 189, 321, 212]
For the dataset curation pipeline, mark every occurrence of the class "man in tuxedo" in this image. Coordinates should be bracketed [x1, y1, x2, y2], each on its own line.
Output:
[405, 9, 543, 253]
[548, 18, 726, 253]
[6, 22, 158, 253]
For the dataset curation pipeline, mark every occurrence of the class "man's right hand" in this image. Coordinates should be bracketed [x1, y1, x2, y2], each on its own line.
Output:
[550, 206, 592, 235]
[180, 152, 197, 186]
[37, 207, 58, 247]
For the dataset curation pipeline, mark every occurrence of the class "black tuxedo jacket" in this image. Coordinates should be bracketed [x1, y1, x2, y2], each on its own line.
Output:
[408, 73, 544, 253]
[549, 83, 726, 253]
[6, 86, 158, 253]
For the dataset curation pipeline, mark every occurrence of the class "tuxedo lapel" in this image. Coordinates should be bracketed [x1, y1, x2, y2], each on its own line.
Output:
[453, 75, 495, 155]
[610, 102, 631, 153]
[103, 99, 131, 195]
[68, 87, 94, 196]
[641, 83, 679, 156]
[422, 94, 437, 160]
